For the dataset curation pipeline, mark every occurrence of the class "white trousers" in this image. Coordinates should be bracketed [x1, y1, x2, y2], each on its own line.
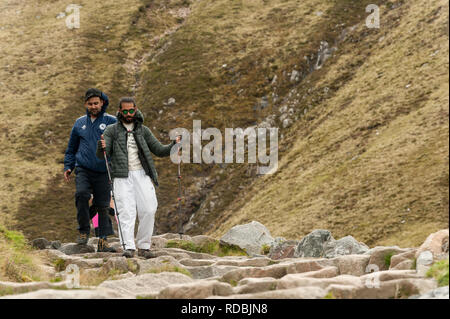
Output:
[114, 169, 158, 250]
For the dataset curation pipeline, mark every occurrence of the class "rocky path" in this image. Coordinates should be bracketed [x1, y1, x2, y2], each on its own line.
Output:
[0, 224, 448, 299]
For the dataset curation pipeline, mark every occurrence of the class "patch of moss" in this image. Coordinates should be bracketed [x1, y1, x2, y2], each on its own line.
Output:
[426, 259, 449, 287]
[53, 258, 67, 272]
[165, 240, 247, 257]
[384, 252, 395, 268]
[261, 244, 271, 255]
[146, 264, 192, 278]
[323, 291, 335, 299]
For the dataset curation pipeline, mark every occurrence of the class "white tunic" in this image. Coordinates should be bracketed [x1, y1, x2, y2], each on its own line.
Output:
[123, 122, 144, 171]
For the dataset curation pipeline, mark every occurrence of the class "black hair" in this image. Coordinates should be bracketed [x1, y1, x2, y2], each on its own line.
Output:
[118, 97, 136, 109]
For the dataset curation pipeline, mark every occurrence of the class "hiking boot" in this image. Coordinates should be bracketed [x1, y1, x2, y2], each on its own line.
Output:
[76, 233, 89, 245]
[97, 238, 117, 253]
[138, 249, 157, 259]
[122, 249, 135, 258]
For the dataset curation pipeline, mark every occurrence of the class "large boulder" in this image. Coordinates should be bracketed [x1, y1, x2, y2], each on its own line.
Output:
[220, 221, 274, 256]
[415, 229, 449, 262]
[294, 230, 334, 258]
[323, 235, 369, 258]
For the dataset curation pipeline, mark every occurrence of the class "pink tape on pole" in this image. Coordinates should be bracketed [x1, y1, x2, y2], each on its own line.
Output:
[92, 213, 99, 228]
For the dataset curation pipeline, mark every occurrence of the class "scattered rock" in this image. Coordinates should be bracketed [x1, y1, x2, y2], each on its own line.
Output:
[50, 241, 62, 250]
[294, 230, 334, 258]
[32, 238, 50, 250]
[282, 118, 292, 128]
[290, 70, 300, 82]
[58, 243, 95, 255]
[167, 97, 176, 106]
[219, 221, 274, 256]
[315, 41, 337, 70]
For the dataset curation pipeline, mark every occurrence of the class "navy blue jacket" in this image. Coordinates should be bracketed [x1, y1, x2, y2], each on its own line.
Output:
[64, 92, 117, 173]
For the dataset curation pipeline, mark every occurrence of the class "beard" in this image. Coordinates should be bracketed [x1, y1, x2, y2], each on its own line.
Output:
[88, 109, 100, 116]
[123, 116, 134, 123]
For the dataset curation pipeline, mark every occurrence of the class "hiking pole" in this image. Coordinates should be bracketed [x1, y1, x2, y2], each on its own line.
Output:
[176, 140, 184, 239]
[101, 136, 126, 251]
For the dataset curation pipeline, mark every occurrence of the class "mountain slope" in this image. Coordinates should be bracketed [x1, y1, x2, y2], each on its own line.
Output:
[0, 0, 447, 248]
[208, 0, 449, 247]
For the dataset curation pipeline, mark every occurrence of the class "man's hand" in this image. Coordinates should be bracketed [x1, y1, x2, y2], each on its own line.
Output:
[100, 134, 106, 150]
[176, 135, 182, 155]
[64, 169, 72, 182]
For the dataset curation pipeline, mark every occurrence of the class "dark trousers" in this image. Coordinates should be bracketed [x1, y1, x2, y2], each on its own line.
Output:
[75, 166, 114, 238]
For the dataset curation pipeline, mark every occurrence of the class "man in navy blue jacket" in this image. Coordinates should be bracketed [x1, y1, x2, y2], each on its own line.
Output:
[64, 88, 117, 251]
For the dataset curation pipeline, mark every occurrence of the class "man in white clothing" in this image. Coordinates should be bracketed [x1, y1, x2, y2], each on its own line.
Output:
[97, 97, 180, 258]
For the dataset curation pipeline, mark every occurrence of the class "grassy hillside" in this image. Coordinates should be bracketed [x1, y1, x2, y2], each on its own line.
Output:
[208, 0, 449, 247]
[0, 0, 448, 248]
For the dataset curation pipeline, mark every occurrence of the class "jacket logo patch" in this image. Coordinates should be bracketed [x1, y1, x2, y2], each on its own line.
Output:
[99, 123, 106, 130]
[82, 125, 86, 130]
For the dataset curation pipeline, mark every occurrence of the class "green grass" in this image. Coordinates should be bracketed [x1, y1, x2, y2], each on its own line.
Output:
[323, 291, 336, 299]
[166, 239, 248, 257]
[261, 244, 271, 255]
[0, 225, 27, 250]
[384, 252, 395, 269]
[0, 225, 48, 282]
[53, 258, 67, 272]
[426, 259, 449, 287]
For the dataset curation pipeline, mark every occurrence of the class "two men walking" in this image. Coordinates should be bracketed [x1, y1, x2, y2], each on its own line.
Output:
[64, 89, 179, 258]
